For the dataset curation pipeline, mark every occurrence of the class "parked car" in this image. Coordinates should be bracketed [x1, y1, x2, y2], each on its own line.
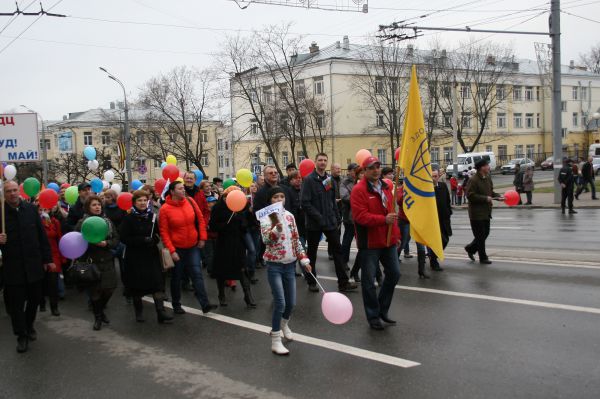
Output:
[446, 152, 496, 177]
[540, 157, 553, 170]
[500, 158, 535, 174]
[593, 157, 600, 176]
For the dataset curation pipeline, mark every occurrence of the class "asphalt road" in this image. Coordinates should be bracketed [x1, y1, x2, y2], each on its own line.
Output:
[459, 169, 554, 188]
[1, 209, 599, 399]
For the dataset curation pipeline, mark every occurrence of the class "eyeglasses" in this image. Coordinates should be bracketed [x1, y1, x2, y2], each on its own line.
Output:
[367, 165, 381, 170]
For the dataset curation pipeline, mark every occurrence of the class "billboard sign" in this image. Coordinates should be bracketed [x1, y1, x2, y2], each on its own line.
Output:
[0, 113, 39, 162]
[58, 131, 74, 153]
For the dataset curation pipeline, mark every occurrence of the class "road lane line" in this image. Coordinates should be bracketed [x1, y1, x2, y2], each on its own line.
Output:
[317, 276, 600, 315]
[149, 300, 420, 369]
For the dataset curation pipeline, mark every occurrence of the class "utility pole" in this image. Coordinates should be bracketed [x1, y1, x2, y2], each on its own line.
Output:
[550, 0, 562, 204]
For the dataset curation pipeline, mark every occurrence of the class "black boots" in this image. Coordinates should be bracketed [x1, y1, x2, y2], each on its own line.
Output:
[153, 297, 173, 324]
[417, 251, 430, 279]
[92, 301, 103, 331]
[242, 278, 257, 308]
[16, 335, 28, 353]
[133, 297, 145, 322]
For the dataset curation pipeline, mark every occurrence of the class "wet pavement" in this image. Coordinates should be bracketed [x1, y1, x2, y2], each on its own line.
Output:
[1, 208, 599, 399]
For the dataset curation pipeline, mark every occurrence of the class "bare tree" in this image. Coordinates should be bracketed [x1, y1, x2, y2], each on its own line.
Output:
[579, 43, 600, 74]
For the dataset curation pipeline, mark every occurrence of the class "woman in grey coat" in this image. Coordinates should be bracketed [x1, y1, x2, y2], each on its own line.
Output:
[75, 195, 119, 331]
[522, 166, 534, 205]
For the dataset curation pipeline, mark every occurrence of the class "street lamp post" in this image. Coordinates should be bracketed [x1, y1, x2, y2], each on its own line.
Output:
[99, 67, 132, 188]
[20, 105, 48, 185]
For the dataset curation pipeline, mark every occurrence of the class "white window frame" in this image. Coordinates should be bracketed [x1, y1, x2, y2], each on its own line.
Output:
[525, 113, 534, 128]
[84, 131, 93, 146]
[376, 111, 385, 127]
[514, 113, 523, 128]
[497, 113, 506, 129]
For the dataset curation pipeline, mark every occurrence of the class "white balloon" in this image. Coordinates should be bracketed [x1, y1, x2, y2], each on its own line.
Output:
[102, 180, 110, 190]
[103, 170, 115, 182]
[3, 164, 17, 180]
[88, 160, 99, 170]
[110, 183, 122, 195]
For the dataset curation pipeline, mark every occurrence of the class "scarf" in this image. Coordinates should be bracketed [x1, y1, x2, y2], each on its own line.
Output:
[131, 205, 152, 218]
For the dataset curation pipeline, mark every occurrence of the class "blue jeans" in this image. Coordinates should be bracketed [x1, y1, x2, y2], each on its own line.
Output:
[361, 246, 401, 323]
[243, 231, 257, 276]
[398, 220, 411, 254]
[341, 222, 355, 264]
[267, 261, 296, 331]
[171, 247, 210, 309]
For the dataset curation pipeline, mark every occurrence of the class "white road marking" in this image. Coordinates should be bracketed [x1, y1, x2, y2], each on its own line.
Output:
[149, 300, 420, 369]
[317, 276, 600, 315]
[453, 226, 524, 230]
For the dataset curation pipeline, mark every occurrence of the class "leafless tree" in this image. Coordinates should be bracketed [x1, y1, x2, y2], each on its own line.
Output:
[579, 43, 600, 74]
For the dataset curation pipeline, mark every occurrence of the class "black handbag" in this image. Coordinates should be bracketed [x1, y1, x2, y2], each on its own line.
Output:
[69, 259, 101, 286]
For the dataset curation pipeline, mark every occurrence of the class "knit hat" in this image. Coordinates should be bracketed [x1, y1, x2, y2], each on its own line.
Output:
[268, 186, 285, 201]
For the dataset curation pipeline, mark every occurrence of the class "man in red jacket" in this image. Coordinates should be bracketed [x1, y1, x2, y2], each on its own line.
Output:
[184, 171, 210, 221]
[351, 156, 401, 330]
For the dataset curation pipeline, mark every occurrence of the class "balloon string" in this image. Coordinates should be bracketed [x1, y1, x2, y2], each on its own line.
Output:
[307, 271, 327, 294]
[227, 211, 235, 224]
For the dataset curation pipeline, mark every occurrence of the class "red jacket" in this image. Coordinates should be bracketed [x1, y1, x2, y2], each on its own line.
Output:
[188, 188, 210, 222]
[450, 177, 458, 190]
[159, 195, 207, 254]
[42, 216, 64, 272]
[351, 178, 401, 249]
[396, 186, 409, 222]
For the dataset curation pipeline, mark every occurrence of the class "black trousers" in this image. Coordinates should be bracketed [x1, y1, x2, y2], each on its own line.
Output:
[561, 186, 574, 210]
[40, 271, 59, 309]
[4, 280, 43, 337]
[306, 228, 349, 286]
[466, 219, 491, 261]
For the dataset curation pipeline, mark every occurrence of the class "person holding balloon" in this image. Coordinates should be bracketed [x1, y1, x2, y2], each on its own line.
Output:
[75, 195, 120, 331]
[158, 181, 217, 315]
[66, 182, 92, 230]
[260, 186, 312, 355]
[0, 181, 55, 353]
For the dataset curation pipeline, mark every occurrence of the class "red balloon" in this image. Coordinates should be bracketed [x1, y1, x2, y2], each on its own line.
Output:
[504, 190, 520, 207]
[60, 183, 71, 189]
[19, 183, 30, 200]
[117, 192, 133, 211]
[179, 170, 185, 178]
[394, 147, 401, 161]
[154, 178, 167, 195]
[383, 178, 393, 187]
[162, 165, 179, 181]
[39, 189, 59, 209]
[299, 159, 315, 178]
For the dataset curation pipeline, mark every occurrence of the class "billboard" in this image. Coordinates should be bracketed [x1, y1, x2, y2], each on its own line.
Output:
[58, 131, 73, 153]
[0, 113, 39, 162]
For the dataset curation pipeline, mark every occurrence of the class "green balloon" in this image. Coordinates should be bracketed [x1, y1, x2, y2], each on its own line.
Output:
[223, 178, 236, 189]
[81, 216, 108, 244]
[65, 186, 78, 205]
[23, 177, 41, 197]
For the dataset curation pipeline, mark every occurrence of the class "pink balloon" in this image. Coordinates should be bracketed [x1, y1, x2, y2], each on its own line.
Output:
[504, 190, 520, 207]
[321, 292, 353, 325]
[355, 149, 372, 166]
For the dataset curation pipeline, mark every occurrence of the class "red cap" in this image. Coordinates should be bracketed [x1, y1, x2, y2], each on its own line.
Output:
[362, 156, 381, 169]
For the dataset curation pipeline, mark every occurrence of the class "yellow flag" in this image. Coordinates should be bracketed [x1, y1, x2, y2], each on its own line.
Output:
[399, 65, 444, 260]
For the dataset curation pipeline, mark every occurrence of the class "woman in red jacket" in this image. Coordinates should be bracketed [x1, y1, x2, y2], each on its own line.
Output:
[38, 204, 64, 316]
[159, 181, 217, 315]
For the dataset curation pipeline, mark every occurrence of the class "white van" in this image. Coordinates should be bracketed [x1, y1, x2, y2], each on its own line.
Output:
[589, 143, 600, 158]
[445, 152, 497, 176]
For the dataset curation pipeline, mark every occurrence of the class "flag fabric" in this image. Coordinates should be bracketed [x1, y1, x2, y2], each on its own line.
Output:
[399, 65, 444, 260]
[160, 178, 171, 200]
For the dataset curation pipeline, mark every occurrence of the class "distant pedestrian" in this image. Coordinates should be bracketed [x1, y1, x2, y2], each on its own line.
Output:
[522, 166, 534, 205]
[428, 169, 452, 271]
[456, 183, 464, 205]
[351, 156, 400, 330]
[0, 181, 54, 353]
[464, 159, 502, 264]
[66, 182, 92, 230]
[513, 164, 524, 205]
[575, 157, 597, 200]
[340, 163, 358, 271]
[450, 175, 458, 205]
[558, 159, 577, 214]
[38, 204, 64, 317]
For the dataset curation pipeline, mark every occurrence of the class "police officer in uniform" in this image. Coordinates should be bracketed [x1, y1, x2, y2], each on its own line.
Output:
[558, 158, 577, 214]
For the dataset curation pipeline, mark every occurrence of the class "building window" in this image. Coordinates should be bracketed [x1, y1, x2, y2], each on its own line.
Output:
[266, 155, 273, 165]
[201, 130, 208, 143]
[572, 86, 578, 100]
[443, 147, 453, 164]
[84, 131, 92, 146]
[297, 151, 306, 164]
[250, 89, 258, 103]
[581, 87, 587, 101]
[225, 157, 230, 167]
[514, 145, 524, 157]
[316, 111, 325, 129]
[282, 151, 289, 166]
[536, 113, 541, 128]
[250, 122, 258, 136]
[460, 84, 471, 99]
[477, 84, 488, 98]
[486, 145, 493, 153]
[498, 145, 508, 161]
[263, 87, 273, 103]
[153, 159, 162, 168]
[572, 112, 578, 127]
[430, 147, 440, 163]
[217, 139, 223, 151]
[497, 113, 506, 128]
[561, 128, 567, 138]
[101, 131, 110, 146]
[526, 113, 534, 128]
[376, 111, 385, 127]
[514, 113, 523, 128]
[442, 84, 451, 99]
[561, 101, 567, 112]
[136, 133, 145, 146]
[513, 86, 522, 101]
[218, 155, 224, 168]
[390, 79, 398, 93]
[374, 78, 383, 95]
[377, 149, 387, 165]
[461, 112, 471, 128]
[525, 87, 533, 101]
[313, 77, 324, 95]
[39, 139, 51, 150]
[496, 86, 505, 101]
[201, 153, 209, 166]
[443, 113, 452, 128]
[536, 86, 541, 101]
[295, 80, 305, 97]
[225, 141, 229, 151]
[526, 144, 535, 159]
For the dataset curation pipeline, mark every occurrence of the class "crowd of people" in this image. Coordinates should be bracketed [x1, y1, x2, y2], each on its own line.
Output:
[3, 151, 531, 355]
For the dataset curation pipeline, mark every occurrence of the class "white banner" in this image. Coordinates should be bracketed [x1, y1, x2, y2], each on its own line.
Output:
[255, 201, 284, 221]
[0, 113, 39, 162]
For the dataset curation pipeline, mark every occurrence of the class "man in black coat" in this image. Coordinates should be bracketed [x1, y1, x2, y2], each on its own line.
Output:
[66, 182, 92, 230]
[301, 153, 356, 292]
[558, 158, 577, 214]
[428, 169, 452, 271]
[253, 165, 295, 213]
[575, 156, 597, 200]
[0, 181, 54, 353]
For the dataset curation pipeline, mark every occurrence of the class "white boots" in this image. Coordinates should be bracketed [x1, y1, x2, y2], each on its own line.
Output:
[270, 331, 289, 355]
[280, 318, 294, 341]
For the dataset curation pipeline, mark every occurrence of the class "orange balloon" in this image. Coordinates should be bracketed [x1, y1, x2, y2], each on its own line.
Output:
[225, 189, 247, 212]
[355, 149, 372, 166]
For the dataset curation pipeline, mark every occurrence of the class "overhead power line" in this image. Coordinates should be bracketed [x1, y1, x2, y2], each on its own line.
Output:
[0, 1, 65, 17]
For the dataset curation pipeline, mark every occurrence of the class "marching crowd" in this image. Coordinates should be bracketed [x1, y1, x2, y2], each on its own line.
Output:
[1, 152, 515, 355]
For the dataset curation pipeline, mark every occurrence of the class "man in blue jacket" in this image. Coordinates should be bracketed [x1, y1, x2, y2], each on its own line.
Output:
[301, 153, 357, 292]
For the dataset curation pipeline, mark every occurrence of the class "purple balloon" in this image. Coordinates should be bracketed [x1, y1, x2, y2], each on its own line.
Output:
[59, 232, 89, 259]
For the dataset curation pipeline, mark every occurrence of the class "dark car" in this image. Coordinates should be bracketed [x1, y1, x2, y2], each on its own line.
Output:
[540, 157, 553, 170]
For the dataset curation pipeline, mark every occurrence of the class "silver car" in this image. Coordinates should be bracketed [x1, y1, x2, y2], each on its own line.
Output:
[500, 158, 535, 174]
[593, 157, 600, 176]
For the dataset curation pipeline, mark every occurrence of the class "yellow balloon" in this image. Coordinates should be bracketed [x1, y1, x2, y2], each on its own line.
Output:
[166, 155, 177, 165]
[236, 168, 253, 188]
[176, 177, 184, 182]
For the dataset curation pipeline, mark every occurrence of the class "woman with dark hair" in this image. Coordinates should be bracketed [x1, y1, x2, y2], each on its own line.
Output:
[158, 181, 216, 315]
[119, 190, 173, 324]
[38, 203, 64, 316]
[209, 186, 256, 308]
[75, 195, 119, 331]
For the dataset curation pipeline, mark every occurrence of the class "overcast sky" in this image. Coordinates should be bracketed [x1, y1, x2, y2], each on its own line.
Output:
[1, 0, 598, 120]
